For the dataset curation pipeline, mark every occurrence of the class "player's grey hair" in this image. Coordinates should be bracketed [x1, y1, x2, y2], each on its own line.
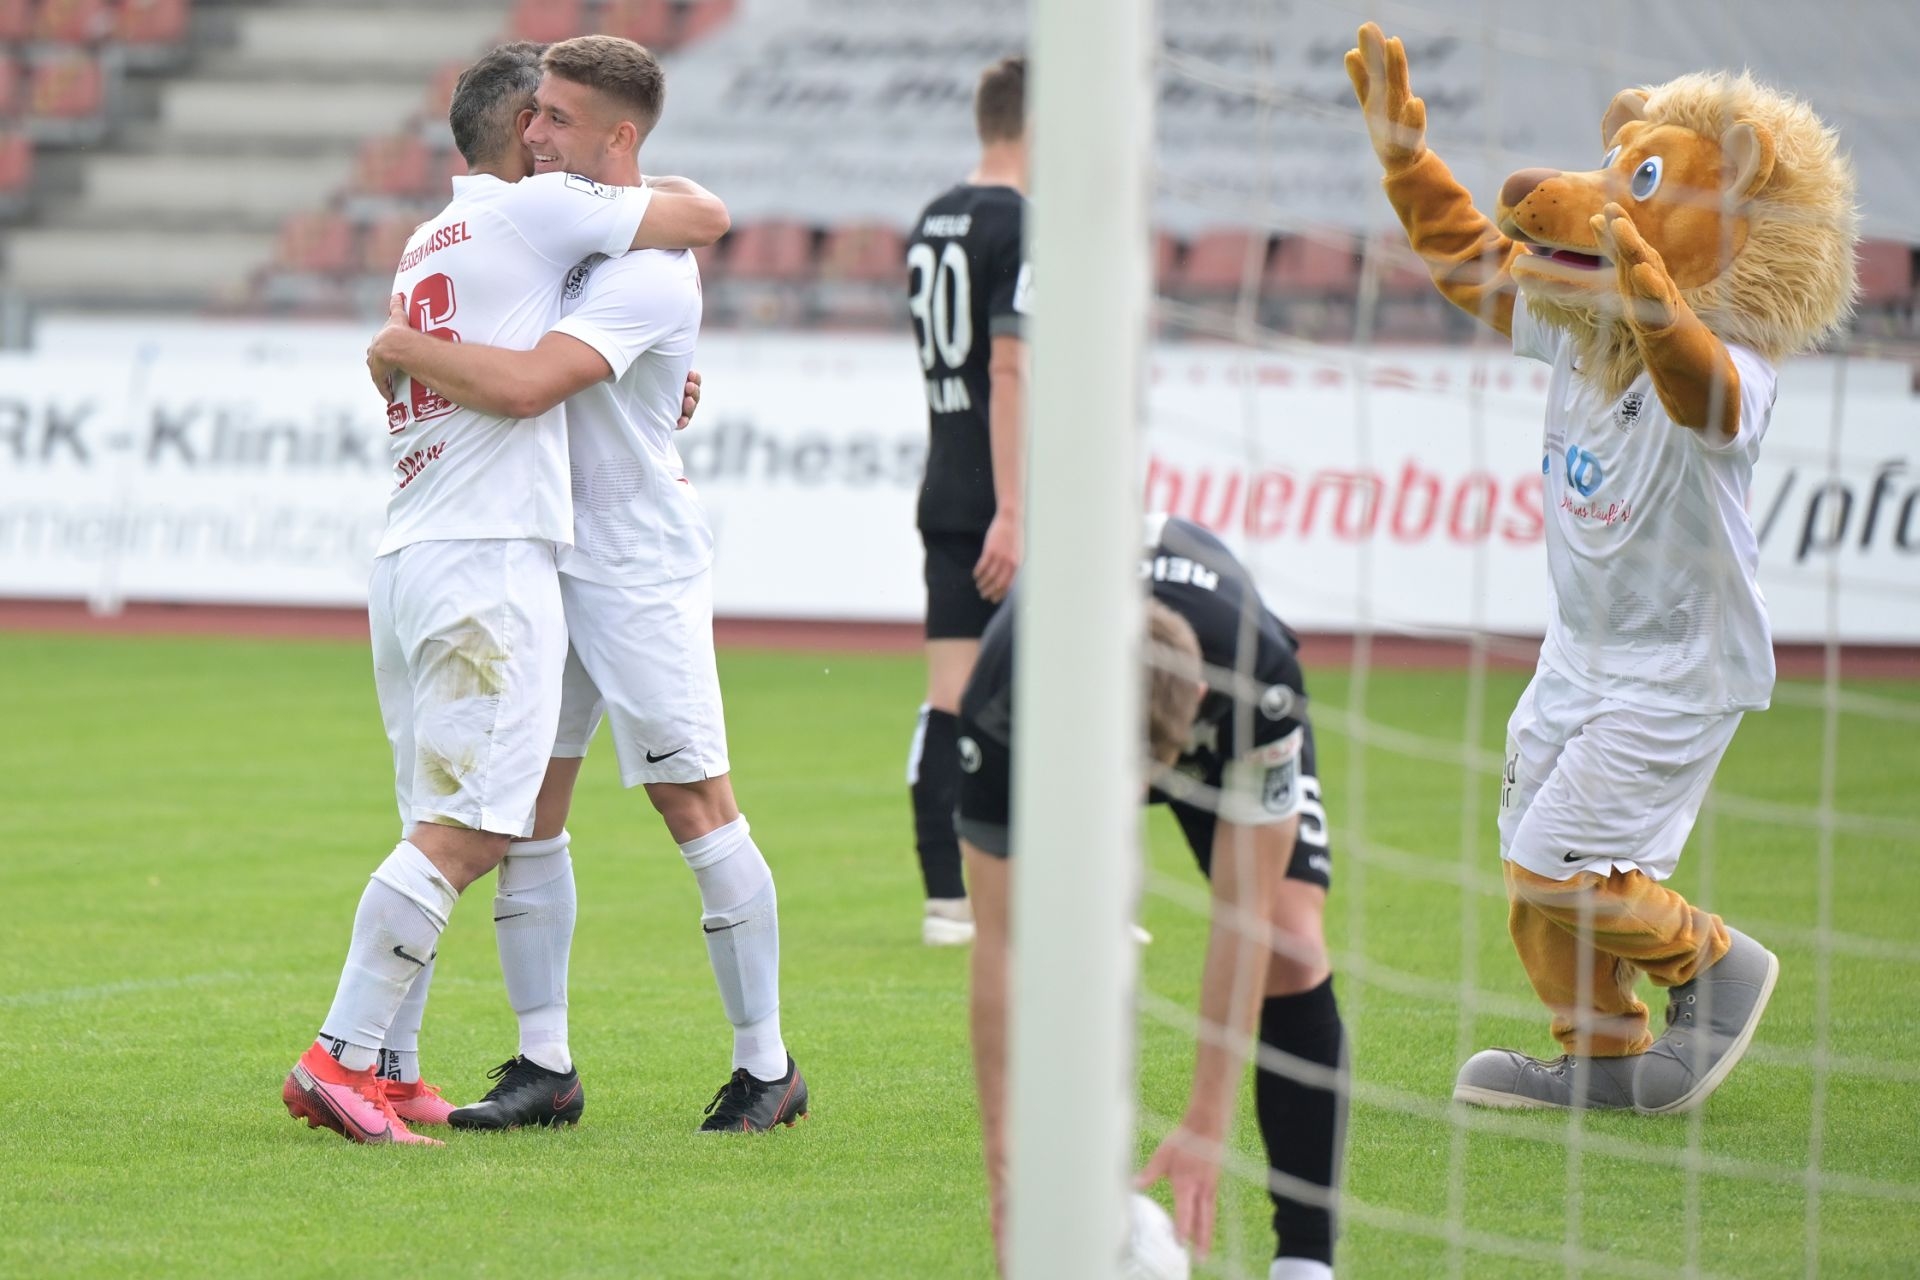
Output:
[448, 41, 547, 167]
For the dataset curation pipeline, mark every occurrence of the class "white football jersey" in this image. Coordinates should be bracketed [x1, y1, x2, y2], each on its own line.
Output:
[548, 247, 711, 586]
[377, 172, 652, 556]
[1514, 293, 1778, 715]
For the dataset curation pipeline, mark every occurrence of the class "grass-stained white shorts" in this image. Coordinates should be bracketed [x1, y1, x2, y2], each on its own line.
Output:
[551, 568, 730, 787]
[369, 538, 565, 837]
[1499, 664, 1743, 883]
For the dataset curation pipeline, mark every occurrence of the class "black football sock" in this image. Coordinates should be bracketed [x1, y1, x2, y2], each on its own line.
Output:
[909, 707, 967, 900]
[1255, 976, 1347, 1266]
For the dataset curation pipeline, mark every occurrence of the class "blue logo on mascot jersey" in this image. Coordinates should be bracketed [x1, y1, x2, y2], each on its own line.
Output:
[1564, 445, 1604, 497]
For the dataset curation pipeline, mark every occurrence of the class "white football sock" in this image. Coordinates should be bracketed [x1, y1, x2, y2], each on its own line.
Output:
[319, 841, 457, 1071]
[495, 830, 575, 1075]
[1270, 1259, 1334, 1280]
[680, 815, 787, 1081]
[380, 955, 434, 1084]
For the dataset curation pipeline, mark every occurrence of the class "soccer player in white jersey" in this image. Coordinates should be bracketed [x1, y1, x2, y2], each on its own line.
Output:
[280, 41, 730, 1146]
[1348, 24, 1860, 1113]
[367, 35, 805, 1133]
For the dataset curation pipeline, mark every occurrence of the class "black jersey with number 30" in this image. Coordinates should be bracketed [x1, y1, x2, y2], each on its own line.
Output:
[907, 183, 1029, 534]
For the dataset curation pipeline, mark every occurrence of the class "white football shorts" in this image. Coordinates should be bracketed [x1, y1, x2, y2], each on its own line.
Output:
[369, 537, 566, 837]
[1498, 664, 1743, 883]
[551, 568, 730, 786]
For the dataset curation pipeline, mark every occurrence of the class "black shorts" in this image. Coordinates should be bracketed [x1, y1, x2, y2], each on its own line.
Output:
[922, 529, 998, 641]
[953, 719, 1332, 891]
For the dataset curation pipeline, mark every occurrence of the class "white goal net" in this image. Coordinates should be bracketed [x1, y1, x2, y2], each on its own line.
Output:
[1015, 0, 1920, 1276]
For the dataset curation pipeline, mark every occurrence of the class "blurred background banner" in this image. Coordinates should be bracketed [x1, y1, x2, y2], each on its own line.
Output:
[4, 324, 1912, 640]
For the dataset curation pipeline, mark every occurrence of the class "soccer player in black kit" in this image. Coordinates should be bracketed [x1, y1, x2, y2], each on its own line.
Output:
[960, 516, 1348, 1280]
[903, 55, 1032, 947]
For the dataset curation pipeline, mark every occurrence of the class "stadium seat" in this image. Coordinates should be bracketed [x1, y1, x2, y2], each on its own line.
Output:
[601, 0, 671, 46]
[275, 210, 355, 276]
[34, 0, 113, 42]
[0, 132, 34, 215]
[1364, 231, 1436, 298]
[360, 214, 420, 277]
[27, 50, 105, 120]
[725, 221, 815, 281]
[691, 239, 722, 280]
[1267, 230, 1360, 295]
[354, 134, 433, 198]
[1153, 231, 1180, 290]
[0, 0, 33, 42]
[115, 0, 192, 49]
[1178, 228, 1267, 295]
[1855, 239, 1914, 308]
[509, 0, 584, 43]
[0, 56, 21, 118]
[675, 0, 738, 45]
[818, 223, 905, 284]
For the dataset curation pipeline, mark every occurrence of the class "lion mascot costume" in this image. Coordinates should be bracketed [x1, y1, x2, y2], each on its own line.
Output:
[1347, 22, 1859, 1112]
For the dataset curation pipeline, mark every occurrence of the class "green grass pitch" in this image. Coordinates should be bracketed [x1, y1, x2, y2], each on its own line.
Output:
[3, 631, 1917, 1278]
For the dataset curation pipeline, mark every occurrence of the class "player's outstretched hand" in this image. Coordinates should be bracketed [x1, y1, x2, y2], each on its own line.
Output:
[1591, 202, 1681, 330]
[973, 511, 1021, 603]
[1345, 22, 1428, 173]
[678, 368, 702, 430]
[367, 293, 408, 401]
[1135, 1127, 1221, 1262]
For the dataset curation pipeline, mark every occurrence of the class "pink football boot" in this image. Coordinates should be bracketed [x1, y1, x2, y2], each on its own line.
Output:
[380, 1077, 457, 1127]
[282, 1042, 442, 1146]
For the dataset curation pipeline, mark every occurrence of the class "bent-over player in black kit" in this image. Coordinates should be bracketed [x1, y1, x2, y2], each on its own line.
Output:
[904, 54, 1032, 947]
[960, 516, 1347, 1280]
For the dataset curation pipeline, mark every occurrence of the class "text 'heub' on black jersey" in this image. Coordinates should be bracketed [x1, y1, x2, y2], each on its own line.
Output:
[907, 183, 1030, 534]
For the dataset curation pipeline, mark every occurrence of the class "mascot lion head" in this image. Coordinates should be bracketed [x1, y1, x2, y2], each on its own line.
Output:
[1497, 71, 1859, 396]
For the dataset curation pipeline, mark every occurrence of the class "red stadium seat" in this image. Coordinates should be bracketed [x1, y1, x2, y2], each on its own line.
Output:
[1855, 239, 1914, 308]
[27, 51, 104, 120]
[601, 0, 671, 46]
[1363, 231, 1435, 298]
[675, 0, 738, 45]
[725, 221, 815, 281]
[0, 132, 33, 194]
[354, 134, 433, 198]
[819, 223, 905, 284]
[1267, 230, 1359, 294]
[34, 0, 112, 42]
[361, 214, 421, 276]
[509, 0, 583, 43]
[0, 57, 21, 117]
[115, 0, 192, 47]
[0, 0, 34, 42]
[1179, 228, 1266, 294]
[1153, 231, 1179, 290]
[276, 211, 356, 275]
[691, 239, 722, 280]
[437, 145, 469, 190]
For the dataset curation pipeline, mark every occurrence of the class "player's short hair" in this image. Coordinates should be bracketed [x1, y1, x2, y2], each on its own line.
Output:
[975, 54, 1026, 143]
[1145, 600, 1205, 764]
[542, 34, 666, 141]
[449, 41, 548, 167]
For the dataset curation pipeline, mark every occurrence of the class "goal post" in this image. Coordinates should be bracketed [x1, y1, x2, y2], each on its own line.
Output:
[1008, 0, 1156, 1276]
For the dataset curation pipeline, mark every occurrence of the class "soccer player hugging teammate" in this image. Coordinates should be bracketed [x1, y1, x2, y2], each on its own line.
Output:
[903, 55, 1032, 947]
[961, 517, 1348, 1280]
[1349, 23, 1859, 1112]
[368, 35, 805, 1134]
[284, 40, 730, 1146]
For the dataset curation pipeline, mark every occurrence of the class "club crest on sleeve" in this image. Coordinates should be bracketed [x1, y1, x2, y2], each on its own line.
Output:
[1262, 757, 1299, 814]
[564, 172, 620, 200]
[1614, 391, 1647, 432]
[957, 736, 983, 774]
[563, 255, 604, 300]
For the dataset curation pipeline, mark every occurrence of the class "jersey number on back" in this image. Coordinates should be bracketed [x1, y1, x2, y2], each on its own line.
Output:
[400, 273, 462, 428]
[906, 241, 973, 374]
